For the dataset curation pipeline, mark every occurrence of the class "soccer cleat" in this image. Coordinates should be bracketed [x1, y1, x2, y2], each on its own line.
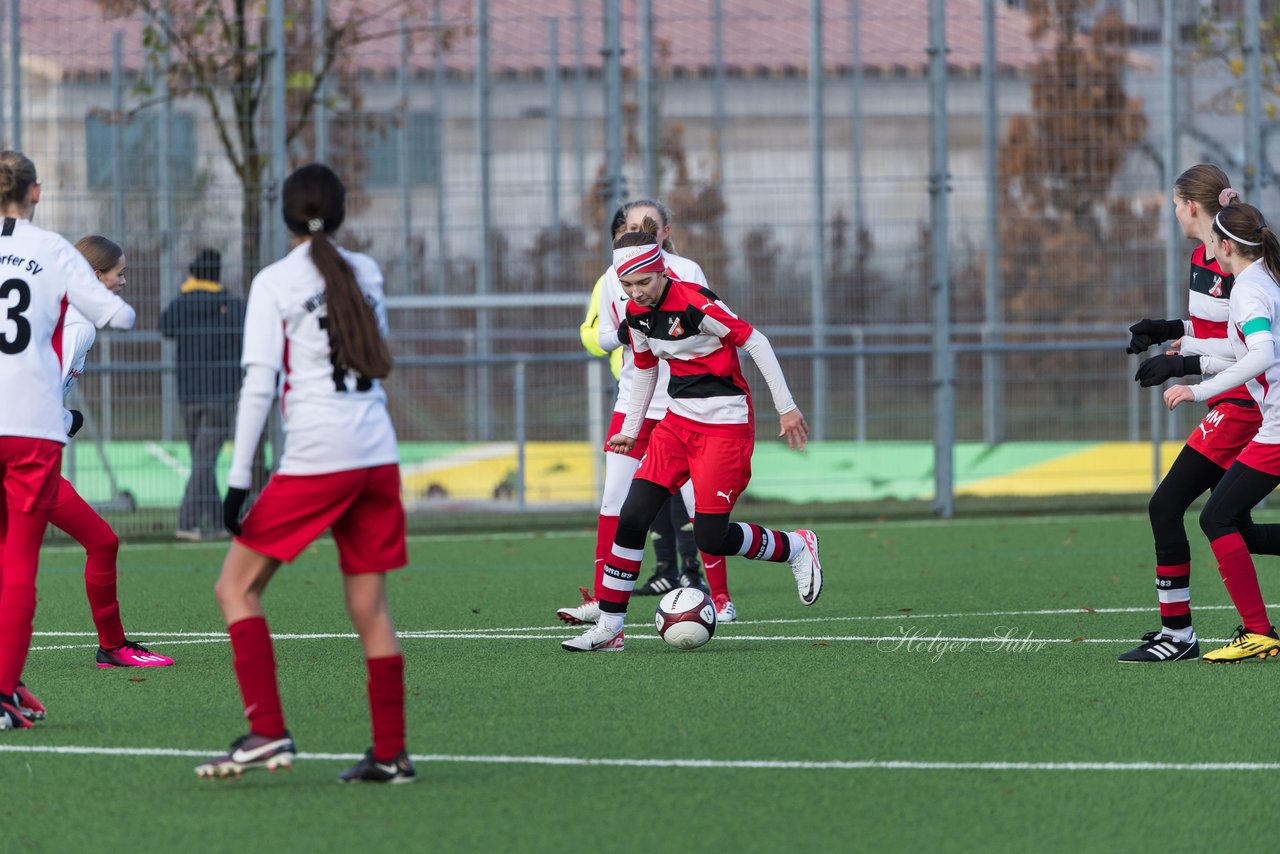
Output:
[1202, 625, 1280, 664]
[96, 639, 174, 668]
[635, 569, 681, 596]
[14, 682, 45, 720]
[787, 529, 823, 606]
[0, 695, 34, 730]
[679, 568, 709, 594]
[338, 749, 417, 784]
[561, 621, 625, 652]
[1117, 630, 1199, 663]
[195, 731, 297, 778]
[556, 587, 601, 625]
[713, 594, 737, 624]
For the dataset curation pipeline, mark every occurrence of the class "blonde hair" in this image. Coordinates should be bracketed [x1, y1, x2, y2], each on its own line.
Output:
[0, 150, 37, 208]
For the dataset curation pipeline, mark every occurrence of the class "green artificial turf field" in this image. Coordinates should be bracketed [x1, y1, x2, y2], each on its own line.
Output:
[5, 513, 1280, 853]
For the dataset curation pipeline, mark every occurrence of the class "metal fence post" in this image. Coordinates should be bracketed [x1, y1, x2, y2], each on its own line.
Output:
[640, 0, 656, 197]
[981, 0, 1003, 445]
[1244, 0, 1262, 198]
[433, 0, 447, 296]
[157, 6, 176, 444]
[476, 0, 494, 439]
[928, 0, 954, 517]
[808, 0, 827, 441]
[603, 0, 625, 228]
[313, 0, 328, 163]
[515, 360, 527, 510]
[399, 19, 413, 293]
[8, 0, 18, 151]
[1163, 1, 1181, 441]
[548, 17, 561, 241]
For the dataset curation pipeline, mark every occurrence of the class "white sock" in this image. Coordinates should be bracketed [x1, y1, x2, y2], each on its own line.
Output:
[786, 531, 806, 558]
[1162, 625, 1195, 643]
[599, 612, 625, 634]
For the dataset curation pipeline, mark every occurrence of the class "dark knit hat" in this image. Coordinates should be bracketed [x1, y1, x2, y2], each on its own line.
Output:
[189, 248, 221, 282]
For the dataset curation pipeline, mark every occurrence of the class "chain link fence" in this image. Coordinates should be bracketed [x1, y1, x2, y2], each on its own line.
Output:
[10, 0, 1280, 535]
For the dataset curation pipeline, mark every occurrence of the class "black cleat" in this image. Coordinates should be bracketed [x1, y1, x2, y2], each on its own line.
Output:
[1117, 630, 1200, 663]
[338, 749, 416, 784]
[635, 571, 681, 596]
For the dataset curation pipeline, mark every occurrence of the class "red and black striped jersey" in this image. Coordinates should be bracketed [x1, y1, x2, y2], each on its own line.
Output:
[1189, 243, 1250, 407]
[627, 277, 755, 436]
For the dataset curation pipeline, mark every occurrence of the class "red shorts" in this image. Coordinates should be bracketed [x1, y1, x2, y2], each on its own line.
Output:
[604, 411, 661, 460]
[635, 419, 752, 514]
[1235, 441, 1280, 476]
[0, 437, 62, 512]
[237, 464, 407, 574]
[1186, 401, 1262, 469]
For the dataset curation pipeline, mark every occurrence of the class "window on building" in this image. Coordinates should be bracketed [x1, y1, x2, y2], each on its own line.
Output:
[361, 111, 441, 188]
[85, 112, 196, 190]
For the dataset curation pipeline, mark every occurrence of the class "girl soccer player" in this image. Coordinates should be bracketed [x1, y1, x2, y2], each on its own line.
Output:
[0, 151, 136, 731]
[195, 164, 412, 781]
[561, 228, 821, 652]
[49, 236, 172, 669]
[1164, 202, 1280, 663]
[557, 200, 725, 626]
[1119, 166, 1262, 662]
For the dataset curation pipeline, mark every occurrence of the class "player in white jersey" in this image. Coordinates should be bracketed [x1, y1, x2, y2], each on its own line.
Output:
[45, 236, 173, 669]
[0, 151, 136, 732]
[195, 164, 413, 783]
[1164, 202, 1280, 663]
[557, 200, 732, 626]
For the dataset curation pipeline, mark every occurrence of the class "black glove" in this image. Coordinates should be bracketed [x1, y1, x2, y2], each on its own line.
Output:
[223, 487, 249, 536]
[1135, 354, 1201, 388]
[616, 323, 631, 347]
[67, 409, 84, 438]
[1126, 319, 1185, 355]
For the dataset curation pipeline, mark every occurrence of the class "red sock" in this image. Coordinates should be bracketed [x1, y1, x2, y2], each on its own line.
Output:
[594, 514, 621, 599]
[1156, 561, 1191, 634]
[0, 508, 50, 696]
[228, 616, 286, 738]
[367, 654, 406, 760]
[1210, 533, 1272, 635]
[49, 483, 126, 649]
[702, 550, 730, 601]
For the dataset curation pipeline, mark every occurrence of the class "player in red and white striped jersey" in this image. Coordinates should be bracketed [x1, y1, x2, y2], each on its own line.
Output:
[0, 151, 137, 731]
[558, 200, 729, 626]
[562, 230, 822, 652]
[195, 164, 413, 783]
[1121, 165, 1265, 663]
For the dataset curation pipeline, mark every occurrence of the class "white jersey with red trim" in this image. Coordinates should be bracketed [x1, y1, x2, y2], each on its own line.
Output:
[241, 241, 398, 476]
[0, 217, 130, 443]
[598, 252, 707, 418]
[1212, 263, 1280, 443]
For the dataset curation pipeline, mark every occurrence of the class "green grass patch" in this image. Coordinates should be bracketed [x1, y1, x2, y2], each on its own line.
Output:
[7, 513, 1280, 852]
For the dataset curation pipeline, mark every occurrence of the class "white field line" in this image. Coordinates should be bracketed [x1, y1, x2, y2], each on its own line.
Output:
[0, 743, 1276, 772]
[25, 630, 1243, 653]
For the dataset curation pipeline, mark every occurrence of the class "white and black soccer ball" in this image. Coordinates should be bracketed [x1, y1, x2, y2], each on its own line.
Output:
[655, 588, 717, 650]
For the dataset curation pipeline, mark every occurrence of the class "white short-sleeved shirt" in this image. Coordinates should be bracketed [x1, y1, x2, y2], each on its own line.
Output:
[0, 218, 129, 443]
[239, 241, 398, 477]
[597, 252, 707, 418]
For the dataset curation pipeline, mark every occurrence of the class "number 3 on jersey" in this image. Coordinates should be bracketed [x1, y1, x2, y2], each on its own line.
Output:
[0, 277, 31, 354]
[317, 315, 373, 392]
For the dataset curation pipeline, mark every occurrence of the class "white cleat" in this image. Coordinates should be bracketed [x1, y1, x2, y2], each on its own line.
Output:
[787, 530, 823, 606]
[713, 597, 737, 624]
[556, 586, 601, 625]
[561, 621, 625, 652]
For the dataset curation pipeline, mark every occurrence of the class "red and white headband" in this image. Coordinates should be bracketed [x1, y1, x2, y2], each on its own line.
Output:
[613, 243, 665, 278]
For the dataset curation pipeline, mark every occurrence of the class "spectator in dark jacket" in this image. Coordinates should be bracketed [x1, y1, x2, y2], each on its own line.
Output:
[160, 249, 245, 540]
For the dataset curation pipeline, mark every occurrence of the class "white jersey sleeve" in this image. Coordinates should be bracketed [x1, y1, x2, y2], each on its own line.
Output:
[60, 306, 97, 397]
[56, 240, 132, 330]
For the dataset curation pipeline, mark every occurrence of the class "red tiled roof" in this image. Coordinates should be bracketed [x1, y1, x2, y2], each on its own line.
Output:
[33, 1, 1042, 79]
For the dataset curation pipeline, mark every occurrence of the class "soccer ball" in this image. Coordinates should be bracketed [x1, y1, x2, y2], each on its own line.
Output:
[655, 588, 717, 650]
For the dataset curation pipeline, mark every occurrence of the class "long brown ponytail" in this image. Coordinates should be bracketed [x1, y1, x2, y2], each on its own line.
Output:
[282, 164, 392, 380]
